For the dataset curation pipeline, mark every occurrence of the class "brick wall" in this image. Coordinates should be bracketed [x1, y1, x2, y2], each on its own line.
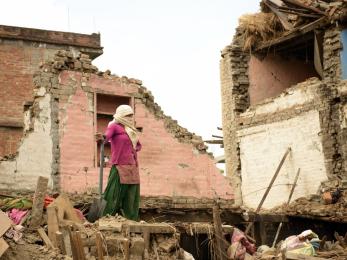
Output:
[0, 25, 102, 158]
[248, 54, 318, 105]
[235, 79, 332, 209]
[58, 70, 233, 199]
[220, 24, 347, 208]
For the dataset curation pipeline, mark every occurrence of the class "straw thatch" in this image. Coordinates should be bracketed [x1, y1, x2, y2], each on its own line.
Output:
[238, 12, 282, 51]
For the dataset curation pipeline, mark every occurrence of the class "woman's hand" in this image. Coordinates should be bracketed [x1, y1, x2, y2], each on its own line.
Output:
[95, 132, 105, 142]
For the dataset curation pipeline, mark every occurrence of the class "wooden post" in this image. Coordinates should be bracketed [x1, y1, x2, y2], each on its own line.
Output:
[75, 231, 86, 260]
[213, 205, 228, 260]
[245, 148, 291, 235]
[143, 228, 150, 251]
[47, 206, 59, 247]
[61, 226, 72, 256]
[272, 168, 301, 247]
[96, 232, 104, 260]
[68, 230, 79, 260]
[30, 176, 48, 228]
[37, 228, 54, 249]
[56, 231, 66, 255]
[123, 239, 130, 260]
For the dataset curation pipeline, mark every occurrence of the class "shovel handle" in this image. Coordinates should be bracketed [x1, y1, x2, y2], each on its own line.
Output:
[99, 141, 105, 196]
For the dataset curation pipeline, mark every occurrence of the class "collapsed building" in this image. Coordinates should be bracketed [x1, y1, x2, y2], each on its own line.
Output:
[221, 0, 347, 211]
[0, 24, 232, 200]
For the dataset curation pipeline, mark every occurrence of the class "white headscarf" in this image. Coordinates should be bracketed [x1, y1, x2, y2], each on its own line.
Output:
[109, 105, 138, 149]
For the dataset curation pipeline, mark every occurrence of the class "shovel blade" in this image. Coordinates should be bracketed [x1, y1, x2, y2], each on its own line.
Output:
[87, 198, 107, 222]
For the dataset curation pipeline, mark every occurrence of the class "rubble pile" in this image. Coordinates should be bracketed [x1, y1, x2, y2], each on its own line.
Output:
[268, 182, 347, 222]
[254, 230, 347, 260]
[0, 191, 191, 259]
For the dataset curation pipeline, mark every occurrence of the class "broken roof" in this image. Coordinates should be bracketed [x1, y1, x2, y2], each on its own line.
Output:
[238, 0, 347, 51]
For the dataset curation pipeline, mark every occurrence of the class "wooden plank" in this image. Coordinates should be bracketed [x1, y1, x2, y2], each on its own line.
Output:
[143, 228, 150, 251]
[257, 17, 327, 50]
[213, 205, 228, 260]
[96, 232, 104, 260]
[61, 226, 72, 256]
[56, 231, 66, 255]
[47, 206, 59, 247]
[282, 0, 327, 16]
[286, 252, 327, 260]
[128, 223, 176, 234]
[75, 231, 86, 260]
[69, 231, 79, 260]
[37, 227, 54, 249]
[245, 148, 291, 235]
[123, 238, 130, 260]
[0, 238, 9, 257]
[30, 176, 48, 228]
[265, 0, 294, 30]
[0, 210, 12, 237]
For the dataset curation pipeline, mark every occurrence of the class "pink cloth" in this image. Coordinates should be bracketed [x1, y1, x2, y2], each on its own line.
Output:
[231, 228, 256, 260]
[116, 165, 140, 184]
[8, 209, 28, 225]
[104, 123, 141, 166]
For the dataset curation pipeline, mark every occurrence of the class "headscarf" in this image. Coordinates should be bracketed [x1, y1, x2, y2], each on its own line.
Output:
[109, 105, 138, 149]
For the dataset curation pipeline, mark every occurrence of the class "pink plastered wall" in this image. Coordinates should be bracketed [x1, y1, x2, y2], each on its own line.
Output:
[58, 71, 233, 199]
[248, 54, 319, 105]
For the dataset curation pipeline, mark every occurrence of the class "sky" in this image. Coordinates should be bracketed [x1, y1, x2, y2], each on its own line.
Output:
[0, 0, 260, 156]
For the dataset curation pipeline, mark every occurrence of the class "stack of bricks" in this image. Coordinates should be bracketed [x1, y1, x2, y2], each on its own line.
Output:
[43, 50, 98, 73]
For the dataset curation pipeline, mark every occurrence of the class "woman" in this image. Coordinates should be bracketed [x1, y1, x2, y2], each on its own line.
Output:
[101, 104, 141, 221]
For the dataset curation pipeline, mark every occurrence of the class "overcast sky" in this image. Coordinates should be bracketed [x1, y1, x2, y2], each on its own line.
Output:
[0, 0, 260, 155]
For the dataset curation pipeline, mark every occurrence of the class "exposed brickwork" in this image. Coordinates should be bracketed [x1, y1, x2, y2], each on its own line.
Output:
[220, 28, 250, 205]
[220, 23, 347, 208]
[0, 25, 102, 158]
[0, 49, 234, 201]
[0, 24, 101, 51]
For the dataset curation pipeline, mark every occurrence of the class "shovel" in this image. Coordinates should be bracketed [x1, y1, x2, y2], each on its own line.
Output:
[87, 141, 107, 222]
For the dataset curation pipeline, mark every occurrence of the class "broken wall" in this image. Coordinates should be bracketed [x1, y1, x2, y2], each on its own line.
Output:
[238, 79, 328, 208]
[221, 25, 347, 208]
[57, 67, 233, 199]
[0, 50, 233, 200]
[0, 25, 102, 158]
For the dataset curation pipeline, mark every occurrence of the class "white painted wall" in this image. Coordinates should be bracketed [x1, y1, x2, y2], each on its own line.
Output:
[238, 110, 328, 209]
[0, 87, 53, 191]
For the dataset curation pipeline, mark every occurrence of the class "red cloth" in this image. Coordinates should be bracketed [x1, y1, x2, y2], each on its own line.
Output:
[116, 165, 140, 184]
[104, 123, 141, 166]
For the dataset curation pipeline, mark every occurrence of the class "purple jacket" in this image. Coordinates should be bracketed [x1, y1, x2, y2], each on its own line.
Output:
[104, 123, 141, 166]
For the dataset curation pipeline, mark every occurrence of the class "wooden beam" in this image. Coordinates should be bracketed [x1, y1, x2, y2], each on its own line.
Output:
[30, 176, 48, 228]
[47, 206, 60, 247]
[245, 148, 291, 235]
[96, 232, 104, 260]
[282, 0, 327, 16]
[55, 231, 66, 255]
[37, 228, 54, 249]
[213, 205, 228, 260]
[257, 17, 327, 50]
[0, 238, 9, 258]
[286, 252, 327, 260]
[0, 210, 12, 237]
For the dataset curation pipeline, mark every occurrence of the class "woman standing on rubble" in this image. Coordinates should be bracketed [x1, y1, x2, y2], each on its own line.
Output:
[98, 105, 141, 221]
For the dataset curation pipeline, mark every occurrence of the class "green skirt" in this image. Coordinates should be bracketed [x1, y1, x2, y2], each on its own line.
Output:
[102, 165, 140, 221]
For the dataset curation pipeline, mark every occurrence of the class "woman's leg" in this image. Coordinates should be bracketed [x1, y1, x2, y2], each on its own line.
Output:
[102, 166, 123, 216]
[122, 184, 140, 221]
